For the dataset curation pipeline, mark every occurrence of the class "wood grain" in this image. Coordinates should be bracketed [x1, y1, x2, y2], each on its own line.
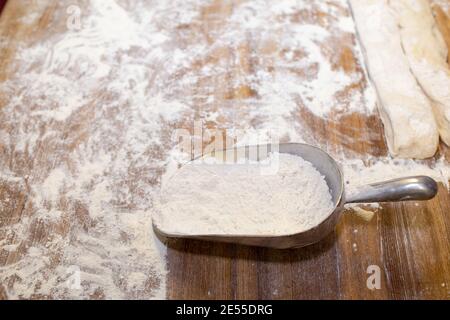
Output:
[165, 0, 450, 300]
[0, 0, 449, 300]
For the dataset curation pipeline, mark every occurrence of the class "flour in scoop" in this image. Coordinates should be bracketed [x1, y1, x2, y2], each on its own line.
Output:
[154, 153, 334, 235]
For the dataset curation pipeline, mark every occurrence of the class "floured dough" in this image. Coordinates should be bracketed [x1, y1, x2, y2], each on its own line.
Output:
[390, 0, 450, 146]
[349, 0, 439, 159]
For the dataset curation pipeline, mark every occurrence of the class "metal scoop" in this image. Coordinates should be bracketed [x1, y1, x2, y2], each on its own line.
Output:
[153, 143, 438, 249]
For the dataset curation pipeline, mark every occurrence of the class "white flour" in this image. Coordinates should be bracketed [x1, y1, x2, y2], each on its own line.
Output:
[0, 0, 199, 299]
[343, 156, 450, 191]
[154, 153, 334, 235]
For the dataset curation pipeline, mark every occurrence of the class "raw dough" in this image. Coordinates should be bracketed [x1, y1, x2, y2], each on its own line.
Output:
[390, 0, 450, 146]
[349, 0, 439, 159]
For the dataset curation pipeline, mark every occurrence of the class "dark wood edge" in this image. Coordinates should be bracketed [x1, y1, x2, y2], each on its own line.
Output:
[0, 0, 7, 16]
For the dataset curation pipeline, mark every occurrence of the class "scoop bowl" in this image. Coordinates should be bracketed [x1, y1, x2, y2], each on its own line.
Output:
[153, 143, 438, 249]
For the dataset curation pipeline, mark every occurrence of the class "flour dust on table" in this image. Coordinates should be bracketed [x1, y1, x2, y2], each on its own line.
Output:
[1, 0, 450, 300]
[0, 0, 373, 299]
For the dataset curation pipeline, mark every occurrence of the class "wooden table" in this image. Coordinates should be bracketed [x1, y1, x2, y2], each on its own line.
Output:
[0, 0, 449, 300]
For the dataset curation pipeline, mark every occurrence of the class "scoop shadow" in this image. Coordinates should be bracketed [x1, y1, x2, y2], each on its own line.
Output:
[156, 227, 338, 264]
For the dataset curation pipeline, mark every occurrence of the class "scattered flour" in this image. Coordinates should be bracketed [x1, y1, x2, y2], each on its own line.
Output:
[341, 155, 450, 218]
[342, 156, 450, 191]
[0, 0, 448, 300]
[154, 153, 334, 235]
[0, 0, 200, 299]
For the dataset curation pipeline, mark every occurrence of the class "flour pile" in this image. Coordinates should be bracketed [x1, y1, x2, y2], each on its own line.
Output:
[154, 153, 334, 235]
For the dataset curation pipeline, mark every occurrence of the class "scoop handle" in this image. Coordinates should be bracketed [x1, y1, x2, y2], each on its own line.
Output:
[345, 176, 438, 204]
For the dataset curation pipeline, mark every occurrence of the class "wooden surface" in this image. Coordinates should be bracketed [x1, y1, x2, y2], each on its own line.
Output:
[0, 0, 449, 300]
